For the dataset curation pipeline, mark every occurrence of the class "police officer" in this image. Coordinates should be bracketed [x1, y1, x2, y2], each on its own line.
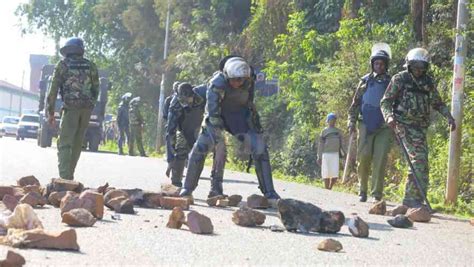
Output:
[163, 81, 180, 121]
[179, 57, 280, 199]
[117, 92, 132, 155]
[381, 48, 456, 208]
[166, 83, 227, 197]
[348, 44, 393, 202]
[47, 37, 99, 180]
[129, 96, 147, 157]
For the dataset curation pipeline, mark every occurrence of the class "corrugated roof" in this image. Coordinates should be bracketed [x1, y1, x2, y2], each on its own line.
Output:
[0, 80, 39, 97]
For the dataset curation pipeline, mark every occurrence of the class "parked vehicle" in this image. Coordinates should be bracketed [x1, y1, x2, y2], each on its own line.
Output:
[0, 116, 20, 137]
[17, 114, 40, 140]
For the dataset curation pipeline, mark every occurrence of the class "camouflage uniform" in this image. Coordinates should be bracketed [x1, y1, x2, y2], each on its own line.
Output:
[348, 73, 393, 200]
[180, 72, 280, 199]
[129, 98, 147, 157]
[381, 70, 452, 206]
[47, 55, 99, 180]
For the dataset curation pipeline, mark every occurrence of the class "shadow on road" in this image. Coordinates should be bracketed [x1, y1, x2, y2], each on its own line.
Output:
[200, 176, 258, 185]
[367, 222, 394, 232]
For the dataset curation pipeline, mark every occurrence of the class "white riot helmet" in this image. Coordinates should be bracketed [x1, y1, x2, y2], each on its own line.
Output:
[405, 48, 430, 69]
[223, 57, 251, 79]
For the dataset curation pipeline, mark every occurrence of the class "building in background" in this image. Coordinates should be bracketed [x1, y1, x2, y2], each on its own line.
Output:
[0, 80, 39, 119]
[29, 54, 50, 92]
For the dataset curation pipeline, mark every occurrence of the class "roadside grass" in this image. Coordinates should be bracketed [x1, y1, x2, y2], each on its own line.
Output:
[98, 141, 472, 218]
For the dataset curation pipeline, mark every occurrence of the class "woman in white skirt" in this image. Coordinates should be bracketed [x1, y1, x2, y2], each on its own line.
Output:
[317, 113, 345, 189]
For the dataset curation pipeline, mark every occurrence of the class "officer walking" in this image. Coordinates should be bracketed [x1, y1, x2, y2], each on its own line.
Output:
[47, 37, 99, 180]
[166, 82, 227, 197]
[348, 43, 393, 202]
[381, 48, 456, 208]
[179, 56, 280, 199]
[129, 96, 147, 157]
[117, 92, 132, 155]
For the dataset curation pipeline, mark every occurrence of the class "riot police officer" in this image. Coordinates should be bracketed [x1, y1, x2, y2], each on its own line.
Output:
[117, 92, 132, 155]
[47, 37, 99, 180]
[179, 57, 280, 199]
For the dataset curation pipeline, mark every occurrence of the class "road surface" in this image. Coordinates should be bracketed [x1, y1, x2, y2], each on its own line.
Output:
[0, 137, 472, 266]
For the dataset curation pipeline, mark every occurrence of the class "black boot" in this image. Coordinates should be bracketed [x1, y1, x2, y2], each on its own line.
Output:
[170, 159, 185, 187]
[208, 176, 225, 198]
[179, 150, 206, 197]
[359, 192, 367, 202]
[254, 150, 280, 199]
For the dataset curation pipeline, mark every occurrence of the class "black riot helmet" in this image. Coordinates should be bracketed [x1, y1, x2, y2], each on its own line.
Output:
[370, 50, 390, 71]
[177, 83, 194, 108]
[60, 37, 85, 57]
[172, 81, 181, 94]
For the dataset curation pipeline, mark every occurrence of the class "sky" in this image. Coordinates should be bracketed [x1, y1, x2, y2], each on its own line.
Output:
[0, 1, 56, 90]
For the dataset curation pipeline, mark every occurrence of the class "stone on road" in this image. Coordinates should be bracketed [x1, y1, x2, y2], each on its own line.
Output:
[0, 138, 471, 265]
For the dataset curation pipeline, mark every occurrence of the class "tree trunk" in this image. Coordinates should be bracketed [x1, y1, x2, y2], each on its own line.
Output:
[411, 0, 427, 45]
[349, 0, 362, 19]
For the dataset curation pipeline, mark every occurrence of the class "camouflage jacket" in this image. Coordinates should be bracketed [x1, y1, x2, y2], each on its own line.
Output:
[348, 72, 391, 125]
[381, 70, 451, 128]
[129, 103, 144, 126]
[47, 55, 99, 115]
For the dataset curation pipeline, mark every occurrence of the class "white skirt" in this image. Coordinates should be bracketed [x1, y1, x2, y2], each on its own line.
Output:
[321, 152, 340, 179]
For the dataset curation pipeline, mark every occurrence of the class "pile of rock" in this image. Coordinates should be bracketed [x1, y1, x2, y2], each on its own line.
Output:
[207, 194, 242, 207]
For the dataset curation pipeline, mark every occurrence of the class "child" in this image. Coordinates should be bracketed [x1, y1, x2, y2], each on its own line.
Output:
[317, 113, 345, 189]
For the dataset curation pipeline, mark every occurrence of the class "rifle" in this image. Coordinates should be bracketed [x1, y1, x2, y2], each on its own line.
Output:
[393, 129, 433, 213]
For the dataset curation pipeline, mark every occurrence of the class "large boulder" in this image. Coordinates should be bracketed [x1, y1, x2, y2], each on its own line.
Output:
[227, 195, 243, 207]
[319, 211, 345, 233]
[277, 198, 323, 233]
[0, 250, 26, 267]
[161, 184, 180, 197]
[79, 190, 104, 219]
[48, 191, 67, 208]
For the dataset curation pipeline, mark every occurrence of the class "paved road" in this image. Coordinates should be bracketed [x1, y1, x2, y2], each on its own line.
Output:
[0, 137, 472, 266]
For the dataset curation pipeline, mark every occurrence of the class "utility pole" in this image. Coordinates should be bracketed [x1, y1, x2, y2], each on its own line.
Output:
[446, 0, 468, 204]
[156, 0, 171, 151]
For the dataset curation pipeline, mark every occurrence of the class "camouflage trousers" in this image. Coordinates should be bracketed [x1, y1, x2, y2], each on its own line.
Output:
[397, 124, 429, 205]
[57, 108, 92, 179]
[130, 125, 146, 156]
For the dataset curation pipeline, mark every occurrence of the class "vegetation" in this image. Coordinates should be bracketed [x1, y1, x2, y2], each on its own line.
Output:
[17, 0, 473, 216]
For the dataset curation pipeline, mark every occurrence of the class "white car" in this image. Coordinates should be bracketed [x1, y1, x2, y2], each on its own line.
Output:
[0, 116, 20, 137]
[16, 114, 40, 140]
